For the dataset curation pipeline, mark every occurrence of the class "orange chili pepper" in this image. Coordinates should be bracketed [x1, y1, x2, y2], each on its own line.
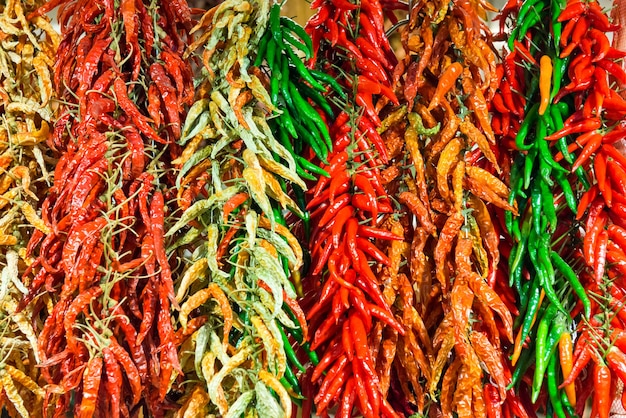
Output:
[427, 62, 463, 111]
[559, 332, 576, 407]
[538, 55, 552, 115]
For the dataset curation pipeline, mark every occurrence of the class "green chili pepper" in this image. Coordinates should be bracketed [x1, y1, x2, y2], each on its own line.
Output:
[289, 82, 332, 150]
[283, 365, 304, 399]
[280, 57, 295, 110]
[548, 354, 567, 418]
[532, 303, 558, 402]
[509, 335, 535, 389]
[302, 341, 319, 365]
[575, 165, 591, 190]
[540, 180, 557, 233]
[508, 27, 520, 51]
[296, 155, 330, 178]
[555, 171, 577, 213]
[539, 139, 568, 175]
[552, 57, 570, 101]
[294, 119, 327, 162]
[518, 279, 534, 319]
[557, 101, 570, 115]
[560, 389, 577, 417]
[297, 81, 334, 117]
[530, 182, 543, 235]
[270, 4, 284, 48]
[285, 47, 326, 92]
[538, 149, 554, 188]
[296, 164, 317, 181]
[524, 147, 538, 189]
[538, 236, 567, 313]
[270, 74, 281, 106]
[280, 16, 314, 57]
[292, 186, 310, 240]
[254, 30, 271, 67]
[550, 105, 574, 164]
[282, 28, 311, 59]
[310, 69, 347, 99]
[517, 0, 545, 26]
[518, 7, 543, 41]
[266, 37, 278, 71]
[551, 250, 591, 318]
[279, 326, 306, 372]
[517, 277, 542, 354]
[280, 110, 299, 139]
[516, 104, 540, 151]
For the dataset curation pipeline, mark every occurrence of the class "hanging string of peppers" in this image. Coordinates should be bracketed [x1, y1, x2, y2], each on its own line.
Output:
[170, 0, 322, 415]
[16, 0, 194, 415]
[495, 0, 626, 415]
[373, 0, 529, 415]
[0, 0, 57, 415]
[301, 0, 412, 415]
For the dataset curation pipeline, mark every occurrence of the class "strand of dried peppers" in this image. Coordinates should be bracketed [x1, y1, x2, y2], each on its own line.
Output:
[171, 0, 313, 415]
[18, 0, 195, 415]
[0, 0, 58, 415]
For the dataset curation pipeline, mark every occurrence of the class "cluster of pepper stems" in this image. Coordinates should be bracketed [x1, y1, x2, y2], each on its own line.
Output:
[4, 0, 626, 416]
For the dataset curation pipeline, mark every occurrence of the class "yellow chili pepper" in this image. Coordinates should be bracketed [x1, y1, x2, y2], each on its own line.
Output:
[539, 55, 553, 115]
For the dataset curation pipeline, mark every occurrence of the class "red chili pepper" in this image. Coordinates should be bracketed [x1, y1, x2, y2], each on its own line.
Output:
[356, 238, 390, 265]
[594, 363, 611, 418]
[358, 116, 389, 162]
[331, 206, 355, 248]
[607, 346, 626, 384]
[338, 377, 356, 418]
[323, 18, 339, 46]
[343, 287, 369, 328]
[557, 1, 587, 21]
[545, 117, 601, 141]
[560, 16, 580, 47]
[484, 383, 503, 418]
[319, 194, 351, 227]
[587, 2, 620, 31]
[603, 92, 626, 112]
[571, 133, 602, 172]
[356, 93, 382, 125]
[113, 78, 164, 143]
[357, 225, 403, 241]
[513, 41, 538, 66]
[345, 218, 361, 267]
[307, 4, 330, 27]
[589, 29, 610, 62]
[594, 230, 609, 285]
[331, 0, 358, 11]
[311, 339, 342, 382]
[354, 174, 378, 222]
[609, 160, 626, 195]
[597, 59, 626, 85]
[223, 192, 249, 221]
[77, 356, 103, 418]
[355, 37, 390, 70]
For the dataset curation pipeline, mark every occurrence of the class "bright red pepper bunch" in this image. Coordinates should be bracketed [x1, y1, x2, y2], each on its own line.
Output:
[300, 0, 412, 417]
[18, 0, 194, 415]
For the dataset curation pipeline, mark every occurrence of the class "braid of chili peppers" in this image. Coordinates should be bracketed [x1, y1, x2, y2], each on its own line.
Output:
[302, 1, 409, 417]
[492, 0, 626, 414]
[18, 0, 194, 415]
[171, 1, 314, 415]
[369, 0, 522, 415]
[0, 0, 59, 414]
[549, 0, 626, 413]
